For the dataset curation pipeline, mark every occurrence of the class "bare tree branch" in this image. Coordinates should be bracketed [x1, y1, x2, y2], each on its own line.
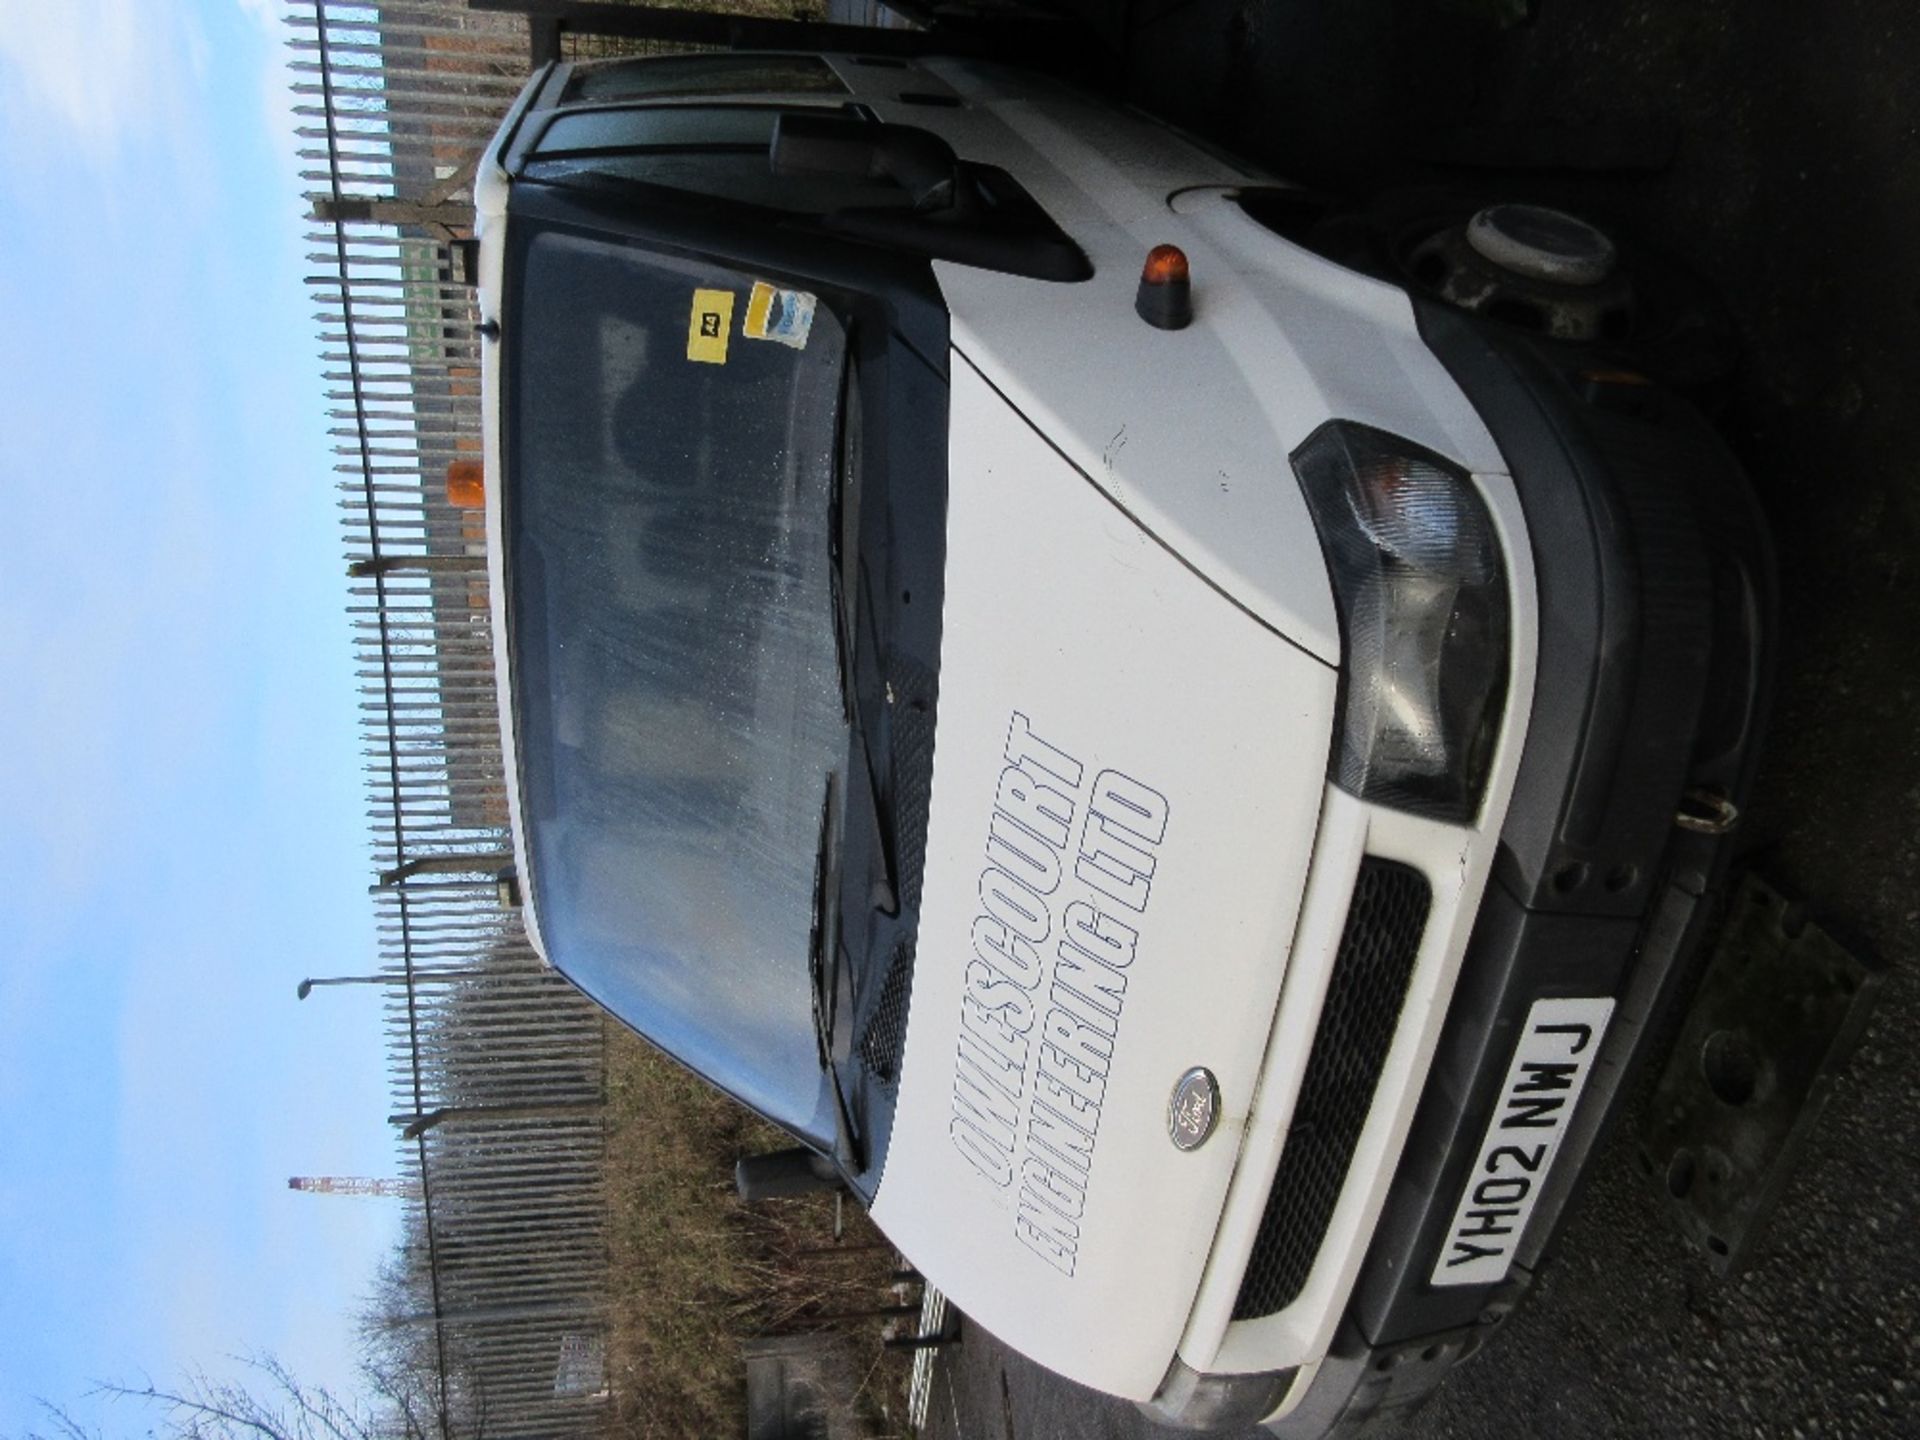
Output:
[26, 1398, 105, 1440]
[40, 1350, 474, 1440]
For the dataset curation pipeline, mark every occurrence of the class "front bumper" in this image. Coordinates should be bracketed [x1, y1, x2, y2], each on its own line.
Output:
[1151, 303, 1774, 1435]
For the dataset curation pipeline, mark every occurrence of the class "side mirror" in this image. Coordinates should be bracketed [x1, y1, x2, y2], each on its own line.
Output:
[735, 1147, 843, 1202]
[770, 112, 964, 213]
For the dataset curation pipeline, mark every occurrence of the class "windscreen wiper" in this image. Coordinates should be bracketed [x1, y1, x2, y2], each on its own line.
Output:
[826, 351, 899, 916]
[807, 774, 865, 1174]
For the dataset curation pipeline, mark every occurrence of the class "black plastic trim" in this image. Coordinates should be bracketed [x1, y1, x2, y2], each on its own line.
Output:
[1339, 305, 1774, 1341]
[1262, 306, 1774, 1437]
[818, 162, 1093, 282]
[1416, 305, 1773, 918]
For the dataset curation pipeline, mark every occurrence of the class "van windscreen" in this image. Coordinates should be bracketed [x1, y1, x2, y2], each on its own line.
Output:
[504, 227, 847, 1137]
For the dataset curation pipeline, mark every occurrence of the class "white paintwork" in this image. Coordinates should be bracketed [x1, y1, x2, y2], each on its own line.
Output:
[1263, 1357, 1321, 1424]
[476, 54, 1556, 1408]
[477, 69, 554, 966]
[868, 355, 1339, 1401]
[901, 60, 1504, 665]
[848, 63, 1536, 1391]
[1169, 782, 1372, 1364]
[1429, 996, 1616, 1288]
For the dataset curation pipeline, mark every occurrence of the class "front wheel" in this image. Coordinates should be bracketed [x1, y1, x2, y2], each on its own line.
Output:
[1298, 187, 1742, 390]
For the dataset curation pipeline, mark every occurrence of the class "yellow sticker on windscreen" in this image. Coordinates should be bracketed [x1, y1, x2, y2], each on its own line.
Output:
[742, 281, 817, 350]
[686, 289, 735, 364]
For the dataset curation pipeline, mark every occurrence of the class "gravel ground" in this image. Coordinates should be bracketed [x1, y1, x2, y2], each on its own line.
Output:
[917, 2, 1920, 1436]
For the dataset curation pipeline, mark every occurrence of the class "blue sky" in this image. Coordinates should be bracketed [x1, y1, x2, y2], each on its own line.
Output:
[0, 1, 401, 1428]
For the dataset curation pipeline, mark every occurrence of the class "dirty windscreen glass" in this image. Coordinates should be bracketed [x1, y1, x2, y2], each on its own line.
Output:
[507, 228, 846, 1134]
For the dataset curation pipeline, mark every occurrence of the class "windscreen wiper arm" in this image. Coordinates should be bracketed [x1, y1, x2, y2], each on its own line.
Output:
[826, 352, 899, 916]
[807, 774, 865, 1174]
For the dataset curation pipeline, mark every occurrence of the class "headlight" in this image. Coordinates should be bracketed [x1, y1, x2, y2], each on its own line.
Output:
[1294, 422, 1510, 824]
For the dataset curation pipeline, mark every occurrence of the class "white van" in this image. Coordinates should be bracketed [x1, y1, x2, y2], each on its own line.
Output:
[472, 50, 1772, 1435]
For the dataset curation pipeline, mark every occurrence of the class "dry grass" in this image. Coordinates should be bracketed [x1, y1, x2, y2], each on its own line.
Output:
[601, 1025, 911, 1440]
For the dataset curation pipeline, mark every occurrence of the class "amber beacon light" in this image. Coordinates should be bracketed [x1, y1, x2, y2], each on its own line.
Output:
[1135, 244, 1193, 330]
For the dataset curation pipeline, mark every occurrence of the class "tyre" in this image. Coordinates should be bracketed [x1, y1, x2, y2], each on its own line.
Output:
[1299, 185, 1741, 391]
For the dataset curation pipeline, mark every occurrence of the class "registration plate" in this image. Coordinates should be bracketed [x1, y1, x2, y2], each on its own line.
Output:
[1429, 996, 1615, 1287]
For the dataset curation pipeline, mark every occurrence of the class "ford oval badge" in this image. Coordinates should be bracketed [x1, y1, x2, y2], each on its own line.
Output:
[1169, 1068, 1220, 1151]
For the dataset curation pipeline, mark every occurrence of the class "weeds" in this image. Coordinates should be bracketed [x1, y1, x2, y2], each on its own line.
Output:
[600, 1026, 910, 1438]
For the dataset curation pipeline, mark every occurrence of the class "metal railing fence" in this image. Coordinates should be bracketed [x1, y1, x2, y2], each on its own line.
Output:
[288, 4, 676, 1434]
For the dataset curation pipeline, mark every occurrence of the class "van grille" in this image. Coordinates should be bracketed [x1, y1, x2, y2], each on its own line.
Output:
[1231, 858, 1431, 1320]
[889, 653, 937, 915]
[858, 937, 915, 1087]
